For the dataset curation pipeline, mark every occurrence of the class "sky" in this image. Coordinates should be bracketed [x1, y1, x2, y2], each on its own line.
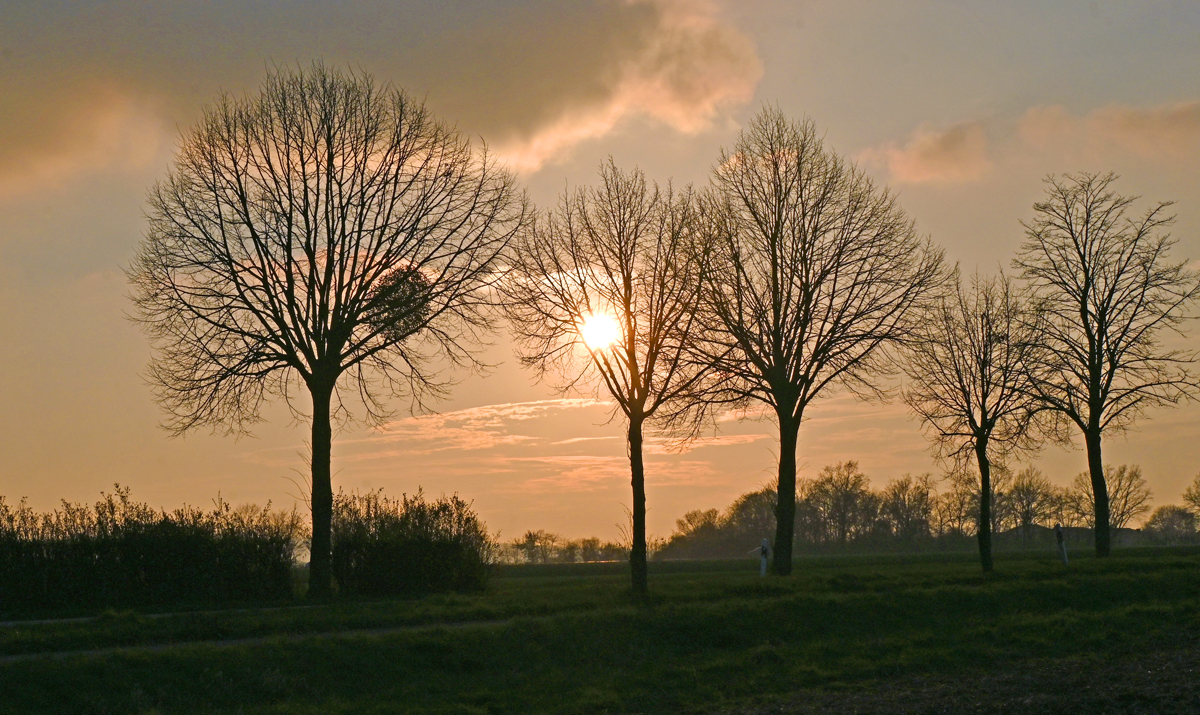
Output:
[2, 0, 1199, 541]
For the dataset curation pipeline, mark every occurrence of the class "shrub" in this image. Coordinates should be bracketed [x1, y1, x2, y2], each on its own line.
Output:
[0, 487, 308, 614]
[330, 489, 493, 596]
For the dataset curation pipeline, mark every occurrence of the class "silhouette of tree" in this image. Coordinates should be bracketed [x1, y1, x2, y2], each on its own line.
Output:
[129, 64, 527, 597]
[802, 461, 879, 548]
[1015, 172, 1200, 556]
[501, 162, 709, 595]
[695, 107, 945, 575]
[1182, 473, 1200, 515]
[878, 474, 937, 543]
[1007, 466, 1059, 539]
[902, 272, 1045, 571]
[1065, 465, 1152, 530]
[1143, 505, 1197, 544]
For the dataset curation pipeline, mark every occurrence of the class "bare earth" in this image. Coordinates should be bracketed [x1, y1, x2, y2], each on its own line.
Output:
[730, 647, 1200, 715]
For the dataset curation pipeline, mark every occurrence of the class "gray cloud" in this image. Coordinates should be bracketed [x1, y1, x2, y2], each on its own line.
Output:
[0, 0, 761, 189]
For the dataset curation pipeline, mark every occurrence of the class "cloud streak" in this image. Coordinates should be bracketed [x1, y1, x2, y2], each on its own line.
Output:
[867, 98, 1200, 188]
[1019, 100, 1200, 164]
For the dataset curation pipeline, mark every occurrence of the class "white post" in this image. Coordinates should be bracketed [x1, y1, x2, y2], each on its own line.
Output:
[1054, 523, 1069, 566]
[759, 538, 770, 577]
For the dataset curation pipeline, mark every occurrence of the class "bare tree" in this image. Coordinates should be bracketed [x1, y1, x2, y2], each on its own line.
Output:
[802, 461, 879, 548]
[1143, 505, 1197, 544]
[501, 161, 709, 596]
[1065, 465, 1152, 530]
[128, 64, 527, 597]
[1015, 172, 1200, 556]
[1007, 466, 1059, 540]
[695, 107, 945, 574]
[902, 272, 1045, 571]
[1182, 473, 1200, 515]
[878, 474, 937, 543]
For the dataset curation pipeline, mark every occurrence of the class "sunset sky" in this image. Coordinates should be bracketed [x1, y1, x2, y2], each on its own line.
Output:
[2, 0, 1199, 541]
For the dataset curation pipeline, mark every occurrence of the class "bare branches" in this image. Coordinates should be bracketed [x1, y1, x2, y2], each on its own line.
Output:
[1015, 172, 1200, 436]
[501, 160, 710, 436]
[903, 271, 1046, 468]
[129, 63, 528, 434]
[696, 108, 946, 421]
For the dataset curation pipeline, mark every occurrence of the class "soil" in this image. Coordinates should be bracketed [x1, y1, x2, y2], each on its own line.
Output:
[728, 647, 1200, 715]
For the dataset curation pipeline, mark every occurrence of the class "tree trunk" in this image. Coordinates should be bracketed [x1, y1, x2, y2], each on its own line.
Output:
[1085, 427, 1111, 557]
[773, 416, 801, 576]
[628, 413, 648, 597]
[308, 381, 335, 599]
[974, 439, 994, 573]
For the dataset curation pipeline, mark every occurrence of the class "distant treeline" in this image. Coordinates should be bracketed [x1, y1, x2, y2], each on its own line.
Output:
[496, 462, 1200, 565]
[496, 531, 633, 565]
[658, 462, 1200, 560]
[0, 486, 492, 615]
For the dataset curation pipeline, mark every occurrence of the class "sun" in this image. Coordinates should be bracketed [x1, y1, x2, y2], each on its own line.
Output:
[579, 313, 621, 349]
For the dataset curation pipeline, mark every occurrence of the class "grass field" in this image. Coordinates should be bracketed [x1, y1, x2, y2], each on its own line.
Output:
[1, 548, 1198, 714]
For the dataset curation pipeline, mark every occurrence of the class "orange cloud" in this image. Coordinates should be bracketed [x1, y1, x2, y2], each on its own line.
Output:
[1019, 100, 1200, 163]
[863, 121, 992, 184]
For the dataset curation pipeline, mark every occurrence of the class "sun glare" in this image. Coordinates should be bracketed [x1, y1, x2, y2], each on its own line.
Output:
[579, 313, 620, 350]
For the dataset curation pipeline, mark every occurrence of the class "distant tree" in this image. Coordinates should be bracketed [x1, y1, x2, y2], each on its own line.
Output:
[502, 162, 709, 596]
[902, 272, 1045, 571]
[722, 486, 778, 542]
[128, 64, 526, 597]
[1182, 473, 1200, 515]
[933, 471, 978, 537]
[695, 107, 945, 574]
[1007, 466, 1059, 539]
[513, 530, 560, 564]
[878, 474, 936, 543]
[579, 537, 603, 562]
[803, 462, 879, 548]
[1014, 173, 1200, 557]
[1065, 465, 1153, 530]
[674, 509, 721, 539]
[1143, 505, 1198, 544]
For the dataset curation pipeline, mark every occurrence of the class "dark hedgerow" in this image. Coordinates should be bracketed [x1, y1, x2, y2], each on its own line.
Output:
[331, 489, 493, 597]
[0, 486, 308, 616]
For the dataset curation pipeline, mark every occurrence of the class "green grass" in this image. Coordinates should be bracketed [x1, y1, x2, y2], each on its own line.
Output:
[1, 548, 1198, 714]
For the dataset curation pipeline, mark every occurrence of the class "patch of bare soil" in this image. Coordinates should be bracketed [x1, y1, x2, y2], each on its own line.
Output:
[728, 648, 1200, 715]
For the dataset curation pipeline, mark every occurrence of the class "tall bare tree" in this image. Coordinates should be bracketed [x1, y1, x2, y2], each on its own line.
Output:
[501, 162, 709, 595]
[128, 64, 527, 597]
[695, 108, 945, 574]
[1014, 172, 1200, 556]
[902, 272, 1045, 571]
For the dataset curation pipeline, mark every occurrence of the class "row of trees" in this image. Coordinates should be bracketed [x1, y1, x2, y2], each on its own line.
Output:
[497, 530, 634, 565]
[129, 64, 1200, 596]
[662, 463, 1200, 558]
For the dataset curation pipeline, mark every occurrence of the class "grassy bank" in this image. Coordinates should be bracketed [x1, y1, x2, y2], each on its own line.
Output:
[1, 548, 1198, 713]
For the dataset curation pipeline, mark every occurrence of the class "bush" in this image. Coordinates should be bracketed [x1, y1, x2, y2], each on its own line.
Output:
[0, 487, 308, 615]
[331, 489, 493, 597]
